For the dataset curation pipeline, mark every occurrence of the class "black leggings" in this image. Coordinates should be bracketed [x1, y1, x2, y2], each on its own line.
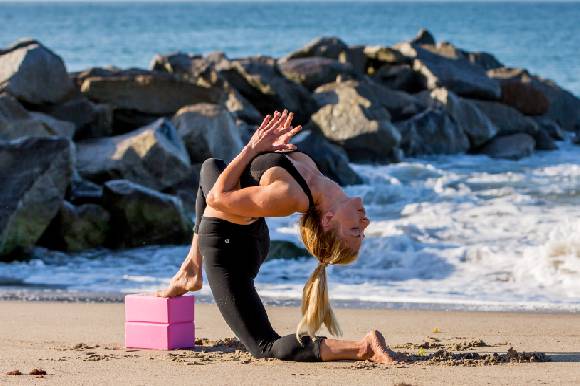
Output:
[194, 158, 327, 362]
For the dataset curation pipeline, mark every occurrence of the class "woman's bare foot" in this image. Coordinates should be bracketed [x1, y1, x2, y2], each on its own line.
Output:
[156, 268, 202, 298]
[359, 330, 398, 364]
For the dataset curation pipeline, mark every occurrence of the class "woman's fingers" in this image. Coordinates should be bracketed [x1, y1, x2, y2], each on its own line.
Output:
[279, 124, 302, 144]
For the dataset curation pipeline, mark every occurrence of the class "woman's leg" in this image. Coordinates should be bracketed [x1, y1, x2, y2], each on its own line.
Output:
[157, 158, 226, 298]
[319, 331, 399, 363]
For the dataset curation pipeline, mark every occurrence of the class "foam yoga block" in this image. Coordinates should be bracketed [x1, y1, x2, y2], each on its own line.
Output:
[124, 294, 195, 350]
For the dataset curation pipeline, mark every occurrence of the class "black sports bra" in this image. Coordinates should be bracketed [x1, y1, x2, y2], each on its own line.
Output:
[240, 150, 315, 210]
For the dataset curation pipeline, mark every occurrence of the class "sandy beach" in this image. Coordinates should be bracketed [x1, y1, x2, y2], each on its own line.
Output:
[0, 301, 578, 385]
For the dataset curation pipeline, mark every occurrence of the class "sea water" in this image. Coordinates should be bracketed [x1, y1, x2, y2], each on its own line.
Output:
[0, 1, 579, 311]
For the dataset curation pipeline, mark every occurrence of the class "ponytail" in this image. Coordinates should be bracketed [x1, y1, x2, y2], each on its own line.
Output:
[295, 262, 342, 343]
[296, 206, 359, 344]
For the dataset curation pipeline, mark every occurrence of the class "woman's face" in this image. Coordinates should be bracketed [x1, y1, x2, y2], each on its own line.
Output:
[324, 196, 370, 252]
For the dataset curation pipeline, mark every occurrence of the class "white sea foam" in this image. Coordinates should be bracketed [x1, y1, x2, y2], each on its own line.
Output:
[1, 142, 580, 311]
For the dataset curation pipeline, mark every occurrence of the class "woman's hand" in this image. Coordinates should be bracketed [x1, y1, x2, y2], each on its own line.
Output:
[247, 109, 302, 154]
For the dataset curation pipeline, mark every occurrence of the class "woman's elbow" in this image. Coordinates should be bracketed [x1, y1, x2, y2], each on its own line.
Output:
[206, 190, 223, 209]
[206, 190, 218, 207]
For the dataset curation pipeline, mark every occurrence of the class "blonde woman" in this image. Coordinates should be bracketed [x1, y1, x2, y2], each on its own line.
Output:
[157, 109, 398, 364]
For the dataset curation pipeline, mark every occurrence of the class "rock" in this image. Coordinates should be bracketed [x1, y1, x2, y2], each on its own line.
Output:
[149, 51, 262, 123]
[532, 126, 558, 151]
[76, 118, 191, 191]
[68, 174, 104, 206]
[0, 94, 52, 140]
[310, 79, 404, 163]
[266, 240, 309, 260]
[291, 129, 362, 186]
[77, 67, 225, 115]
[371, 64, 424, 93]
[29, 112, 76, 139]
[0, 137, 74, 259]
[43, 97, 113, 139]
[488, 67, 580, 132]
[172, 103, 243, 163]
[216, 56, 316, 124]
[395, 42, 501, 100]
[0, 94, 75, 140]
[364, 46, 407, 65]
[396, 108, 470, 156]
[479, 133, 536, 160]
[279, 57, 356, 91]
[417, 88, 498, 147]
[102, 179, 192, 248]
[532, 116, 565, 141]
[281, 36, 349, 62]
[425, 41, 467, 60]
[315, 78, 425, 122]
[498, 80, 549, 116]
[149, 52, 213, 78]
[410, 28, 436, 46]
[339, 45, 367, 74]
[225, 87, 263, 124]
[467, 51, 504, 71]
[162, 163, 201, 220]
[0, 39, 75, 105]
[468, 99, 539, 136]
[38, 201, 110, 252]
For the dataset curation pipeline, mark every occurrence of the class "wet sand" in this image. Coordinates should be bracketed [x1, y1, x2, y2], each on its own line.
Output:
[1, 301, 579, 385]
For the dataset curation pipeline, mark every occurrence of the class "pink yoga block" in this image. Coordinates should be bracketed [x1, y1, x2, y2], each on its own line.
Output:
[124, 294, 195, 323]
[125, 321, 195, 350]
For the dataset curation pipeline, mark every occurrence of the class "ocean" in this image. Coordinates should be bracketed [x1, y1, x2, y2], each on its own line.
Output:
[1, 1, 579, 311]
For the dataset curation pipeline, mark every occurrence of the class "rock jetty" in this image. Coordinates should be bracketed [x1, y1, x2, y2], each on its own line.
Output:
[1, 30, 579, 259]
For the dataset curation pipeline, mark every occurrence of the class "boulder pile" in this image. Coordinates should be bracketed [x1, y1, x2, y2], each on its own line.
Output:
[1, 30, 579, 260]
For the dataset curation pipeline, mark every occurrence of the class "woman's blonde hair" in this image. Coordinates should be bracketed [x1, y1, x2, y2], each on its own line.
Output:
[295, 206, 359, 344]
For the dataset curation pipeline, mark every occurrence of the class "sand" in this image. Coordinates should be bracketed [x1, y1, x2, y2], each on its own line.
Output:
[0, 301, 579, 385]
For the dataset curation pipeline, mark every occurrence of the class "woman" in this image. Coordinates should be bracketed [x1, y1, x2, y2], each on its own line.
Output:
[157, 109, 398, 364]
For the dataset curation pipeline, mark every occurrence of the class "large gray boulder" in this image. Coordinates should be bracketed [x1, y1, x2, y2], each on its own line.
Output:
[0, 136, 74, 259]
[76, 118, 191, 191]
[0, 94, 75, 140]
[172, 103, 244, 163]
[292, 129, 362, 186]
[216, 56, 316, 124]
[281, 36, 349, 62]
[77, 67, 225, 115]
[395, 42, 501, 100]
[0, 39, 75, 105]
[278, 57, 356, 91]
[417, 88, 498, 147]
[396, 108, 470, 156]
[468, 99, 539, 136]
[479, 133, 536, 160]
[310, 79, 405, 163]
[103, 179, 192, 248]
[38, 201, 110, 252]
[488, 67, 580, 132]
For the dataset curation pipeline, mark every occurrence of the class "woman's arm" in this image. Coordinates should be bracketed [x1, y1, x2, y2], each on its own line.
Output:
[206, 109, 303, 216]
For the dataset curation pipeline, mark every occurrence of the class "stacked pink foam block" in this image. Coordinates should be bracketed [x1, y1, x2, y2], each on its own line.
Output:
[124, 294, 195, 350]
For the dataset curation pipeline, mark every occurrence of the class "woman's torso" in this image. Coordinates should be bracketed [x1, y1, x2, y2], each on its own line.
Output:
[202, 151, 318, 225]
